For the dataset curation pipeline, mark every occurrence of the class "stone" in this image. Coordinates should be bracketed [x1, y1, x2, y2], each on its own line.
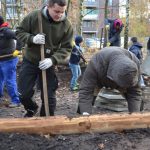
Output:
[95, 88, 128, 112]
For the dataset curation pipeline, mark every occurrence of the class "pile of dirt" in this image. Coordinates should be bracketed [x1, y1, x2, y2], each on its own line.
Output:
[0, 129, 150, 150]
[0, 70, 150, 150]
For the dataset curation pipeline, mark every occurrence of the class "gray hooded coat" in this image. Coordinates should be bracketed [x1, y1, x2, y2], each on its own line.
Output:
[78, 47, 142, 114]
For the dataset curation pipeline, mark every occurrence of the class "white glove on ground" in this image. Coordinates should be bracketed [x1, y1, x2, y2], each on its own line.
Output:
[39, 58, 53, 70]
[33, 34, 45, 44]
[82, 112, 90, 116]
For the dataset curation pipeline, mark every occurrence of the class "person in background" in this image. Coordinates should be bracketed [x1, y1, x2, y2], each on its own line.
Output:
[77, 47, 142, 115]
[16, 0, 73, 117]
[129, 37, 143, 62]
[69, 36, 86, 91]
[0, 16, 21, 107]
[105, 18, 124, 46]
[129, 37, 145, 87]
[147, 37, 150, 52]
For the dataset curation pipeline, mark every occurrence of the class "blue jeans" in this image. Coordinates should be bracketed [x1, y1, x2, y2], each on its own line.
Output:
[69, 63, 81, 88]
[0, 57, 20, 104]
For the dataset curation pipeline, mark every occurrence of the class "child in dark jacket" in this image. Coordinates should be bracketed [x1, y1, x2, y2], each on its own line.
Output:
[129, 37, 145, 87]
[147, 37, 150, 52]
[69, 36, 84, 91]
[129, 37, 143, 62]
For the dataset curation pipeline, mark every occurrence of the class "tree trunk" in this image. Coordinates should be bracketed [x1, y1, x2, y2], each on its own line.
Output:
[104, 0, 109, 47]
[79, 0, 84, 35]
[124, 0, 130, 49]
[1, 0, 7, 20]
[67, 0, 71, 13]
[0, 113, 150, 135]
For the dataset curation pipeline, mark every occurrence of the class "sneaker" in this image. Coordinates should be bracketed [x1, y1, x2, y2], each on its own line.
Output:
[75, 83, 79, 87]
[141, 83, 146, 89]
[9, 103, 21, 108]
[0, 98, 10, 107]
[70, 86, 79, 91]
[24, 108, 38, 117]
[0, 97, 5, 101]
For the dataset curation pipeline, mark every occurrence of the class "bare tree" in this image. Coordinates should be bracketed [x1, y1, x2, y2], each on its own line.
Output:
[1, 0, 7, 20]
[67, 0, 81, 35]
[103, 0, 109, 47]
[129, 0, 149, 37]
[124, 0, 130, 49]
[1, 0, 44, 29]
[79, 0, 84, 35]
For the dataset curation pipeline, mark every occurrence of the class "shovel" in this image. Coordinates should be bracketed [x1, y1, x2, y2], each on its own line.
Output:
[0, 51, 22, 59]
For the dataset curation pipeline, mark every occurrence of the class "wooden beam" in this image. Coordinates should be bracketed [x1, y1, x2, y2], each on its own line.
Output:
[0, 113, 150, 135]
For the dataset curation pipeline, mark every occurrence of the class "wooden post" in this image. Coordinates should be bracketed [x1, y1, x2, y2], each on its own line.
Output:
[0, 113, 150, 135]
[100, 28, 103, 49]
[38, 11, 50, 116]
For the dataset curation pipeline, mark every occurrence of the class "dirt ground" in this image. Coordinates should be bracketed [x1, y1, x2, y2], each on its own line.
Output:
[0, 69, 150, 150]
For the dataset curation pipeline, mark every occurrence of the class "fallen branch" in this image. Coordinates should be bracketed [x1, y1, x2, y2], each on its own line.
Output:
[0, 113, 150, 135]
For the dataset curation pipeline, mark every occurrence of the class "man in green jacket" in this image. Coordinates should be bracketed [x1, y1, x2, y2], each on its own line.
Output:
[16, 0, 73, 117]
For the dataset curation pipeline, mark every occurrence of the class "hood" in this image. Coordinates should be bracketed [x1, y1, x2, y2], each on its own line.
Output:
[0, 22, 9, 28]
[107, 56, 139, 88]
[132, 42, 143, 48]
[114, 19, 123, 29]
[42, 6, 67, 22]
[75, 36, 83, 46]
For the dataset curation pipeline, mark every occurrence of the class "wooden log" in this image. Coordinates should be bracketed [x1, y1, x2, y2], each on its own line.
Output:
[0, 113, 150, 135]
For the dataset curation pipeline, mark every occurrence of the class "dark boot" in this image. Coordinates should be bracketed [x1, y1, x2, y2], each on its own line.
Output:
[77, 105, 81, 114]
[24, 107, 38, 117]
[92, 96, 97, 106]
[140, 100, 145, 111]
[40, 104, 55, 116]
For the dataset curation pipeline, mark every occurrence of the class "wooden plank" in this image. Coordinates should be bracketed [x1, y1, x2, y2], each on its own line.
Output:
[0, 113, 150, 135]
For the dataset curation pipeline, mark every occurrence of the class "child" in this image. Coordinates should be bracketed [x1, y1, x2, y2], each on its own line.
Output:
[69, 36, 85, 91]
[129, 37, 143, 62]
[129, 37, 145, 87]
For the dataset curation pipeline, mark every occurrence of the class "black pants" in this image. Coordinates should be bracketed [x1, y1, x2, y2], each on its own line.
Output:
[18, 58, 58, 116]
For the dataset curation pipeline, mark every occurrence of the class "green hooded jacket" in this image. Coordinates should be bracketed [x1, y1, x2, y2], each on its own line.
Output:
[16, 6, 73, 65]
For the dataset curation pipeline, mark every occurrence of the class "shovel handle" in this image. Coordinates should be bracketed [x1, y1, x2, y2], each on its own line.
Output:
[38, 10, 50, 116]
[0, 54, 13, 59]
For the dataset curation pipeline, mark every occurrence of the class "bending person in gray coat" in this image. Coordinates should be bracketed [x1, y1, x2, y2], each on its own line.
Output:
[78, 47, 142, 115]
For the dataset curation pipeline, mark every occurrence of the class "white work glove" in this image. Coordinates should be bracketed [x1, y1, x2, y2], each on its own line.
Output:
[33, 34, 45, 44]
[39, 58, 53, 70]
[105, 25, 110, 30]
[82, 112, 90, 116]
